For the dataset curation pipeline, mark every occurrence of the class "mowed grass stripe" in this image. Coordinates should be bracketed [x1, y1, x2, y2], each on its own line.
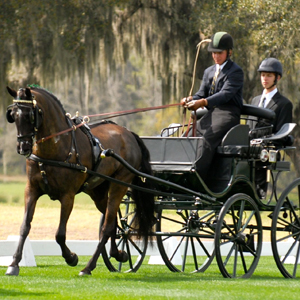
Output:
[0, 256, 299, 300]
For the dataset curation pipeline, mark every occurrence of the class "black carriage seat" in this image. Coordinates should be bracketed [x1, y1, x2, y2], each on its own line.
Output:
[216, 124, 251, 157]
[206, 105, 292, 193]
[193, 104, 275, 123]
[214, 104, 275, 158]
[241, 103, 275, 120]
[216, 105, 296, 159]
[258, 123, 296, 146]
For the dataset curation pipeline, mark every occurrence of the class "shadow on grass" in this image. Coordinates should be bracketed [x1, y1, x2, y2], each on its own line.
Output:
[0, 288, 54, 298]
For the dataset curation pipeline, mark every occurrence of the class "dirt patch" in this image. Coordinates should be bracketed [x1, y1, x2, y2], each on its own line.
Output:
[0, 204, 102, 241]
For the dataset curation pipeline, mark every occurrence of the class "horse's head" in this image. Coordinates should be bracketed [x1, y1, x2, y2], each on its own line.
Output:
[6, 86, 43, 157]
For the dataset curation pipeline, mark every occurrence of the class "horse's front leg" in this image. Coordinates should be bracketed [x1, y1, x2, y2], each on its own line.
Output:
[56, 195, 78, 267]
[6, 189, 38, 276]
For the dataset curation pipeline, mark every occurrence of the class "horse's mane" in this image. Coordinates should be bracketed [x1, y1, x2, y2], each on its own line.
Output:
[28, 84, 66, 114]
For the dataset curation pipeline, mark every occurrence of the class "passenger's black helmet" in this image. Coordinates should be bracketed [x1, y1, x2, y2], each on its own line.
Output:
[208, 32, 233, 52]
[257, 58, 283, 77]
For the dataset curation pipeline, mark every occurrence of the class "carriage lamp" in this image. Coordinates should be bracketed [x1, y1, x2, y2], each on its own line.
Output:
[269, 150, 277, 163]
[260, 149, 269, 162]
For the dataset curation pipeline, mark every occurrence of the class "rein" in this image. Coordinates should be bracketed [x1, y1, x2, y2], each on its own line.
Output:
[36, 103, 181, 144]
[35, 116, 89, 144]
[87, 103, 181, 119]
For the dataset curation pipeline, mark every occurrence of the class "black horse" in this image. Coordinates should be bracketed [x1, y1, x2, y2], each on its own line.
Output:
[5, 86, 154, 276]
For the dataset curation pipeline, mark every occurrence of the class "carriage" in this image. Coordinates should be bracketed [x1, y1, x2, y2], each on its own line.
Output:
[5, 86, 300, 279]
[100, 104, 298, 279]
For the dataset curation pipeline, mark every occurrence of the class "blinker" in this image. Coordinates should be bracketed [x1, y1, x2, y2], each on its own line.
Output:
[6, 105, 14, 123]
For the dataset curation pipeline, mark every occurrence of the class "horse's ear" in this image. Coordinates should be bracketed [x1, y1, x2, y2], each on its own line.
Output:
[25, 87, 32, 100]
[6, 86, 17, 98]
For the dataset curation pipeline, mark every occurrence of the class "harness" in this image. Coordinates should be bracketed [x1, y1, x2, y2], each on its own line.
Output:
[72, 116, 103, 167]
[31, 118, 106, 197]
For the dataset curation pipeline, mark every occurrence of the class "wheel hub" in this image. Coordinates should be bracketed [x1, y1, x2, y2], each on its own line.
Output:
[236, 232, 255, 252]
[188, 211, 200, 233]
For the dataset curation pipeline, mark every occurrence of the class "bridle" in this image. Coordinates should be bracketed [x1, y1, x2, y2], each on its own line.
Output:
[6, 92, 87, 167]
[6, 97, 43, 143]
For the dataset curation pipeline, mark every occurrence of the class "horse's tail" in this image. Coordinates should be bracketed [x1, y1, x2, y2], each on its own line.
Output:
[131, 131, 155, 240]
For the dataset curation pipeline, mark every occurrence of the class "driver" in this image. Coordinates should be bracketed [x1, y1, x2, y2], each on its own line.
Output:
[180, 31, 244, 180]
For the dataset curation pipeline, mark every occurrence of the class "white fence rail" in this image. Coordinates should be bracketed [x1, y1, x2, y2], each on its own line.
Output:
[0, 235, 281, 267]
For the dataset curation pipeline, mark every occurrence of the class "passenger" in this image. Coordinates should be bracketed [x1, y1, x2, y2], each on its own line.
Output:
[180, 31, 244, 180]
[248, 58, 293, 198]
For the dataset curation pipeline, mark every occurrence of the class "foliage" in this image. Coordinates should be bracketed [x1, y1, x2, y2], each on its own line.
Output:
[1, 0, 300, 175]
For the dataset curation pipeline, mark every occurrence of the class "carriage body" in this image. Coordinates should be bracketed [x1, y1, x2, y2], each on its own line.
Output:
[142, 105, 294, 206]
[99, 104, 298, 278]
[136, 104, 297, 278]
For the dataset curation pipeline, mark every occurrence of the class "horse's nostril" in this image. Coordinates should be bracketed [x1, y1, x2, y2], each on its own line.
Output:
[18, 141, 33, 156]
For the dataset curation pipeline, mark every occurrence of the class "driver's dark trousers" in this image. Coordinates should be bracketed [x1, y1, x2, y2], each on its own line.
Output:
[188, 104, 241, 180]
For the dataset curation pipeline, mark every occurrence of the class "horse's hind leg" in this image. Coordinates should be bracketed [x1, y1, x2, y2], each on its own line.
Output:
[109, 217, 128, 263]
[56, 194, 78, 267]
[79, 228, 110, 276]
[79, 184, 127, 276]
[6, 187, 38, 276]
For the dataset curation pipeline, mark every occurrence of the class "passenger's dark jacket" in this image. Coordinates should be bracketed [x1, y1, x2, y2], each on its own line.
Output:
[248, 91, 293, 134]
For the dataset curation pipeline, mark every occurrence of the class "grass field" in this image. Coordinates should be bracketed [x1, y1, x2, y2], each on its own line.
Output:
[1, 179, 300, 299]
[0, 256, 299, 300]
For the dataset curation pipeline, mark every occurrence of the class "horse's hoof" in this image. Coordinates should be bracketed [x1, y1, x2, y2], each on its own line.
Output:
[6, 266, 20, 276]
[113, 251, 128, 263]
[79, 270, 92, 276]
[65, 253, 78, 267]
[120, 251, 129, 262]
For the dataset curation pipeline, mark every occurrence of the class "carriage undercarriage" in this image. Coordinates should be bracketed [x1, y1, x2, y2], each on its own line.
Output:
[100, 106, 299, 279]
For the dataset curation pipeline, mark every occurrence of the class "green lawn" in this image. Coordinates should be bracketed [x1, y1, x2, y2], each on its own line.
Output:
[1, 181, 300, 300]
[0, 180, 94, 207]
[0, 256, 299, 300]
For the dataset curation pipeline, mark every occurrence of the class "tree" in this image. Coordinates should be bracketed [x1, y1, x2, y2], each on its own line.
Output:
[1, 0, 300, 175]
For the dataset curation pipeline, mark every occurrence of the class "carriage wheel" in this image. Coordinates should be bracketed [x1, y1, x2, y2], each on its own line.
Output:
[214, 193, 263, 278]
[271, 178, 300, 278]
[156, 207, 216, 273]
[101, 195, 148, 272]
